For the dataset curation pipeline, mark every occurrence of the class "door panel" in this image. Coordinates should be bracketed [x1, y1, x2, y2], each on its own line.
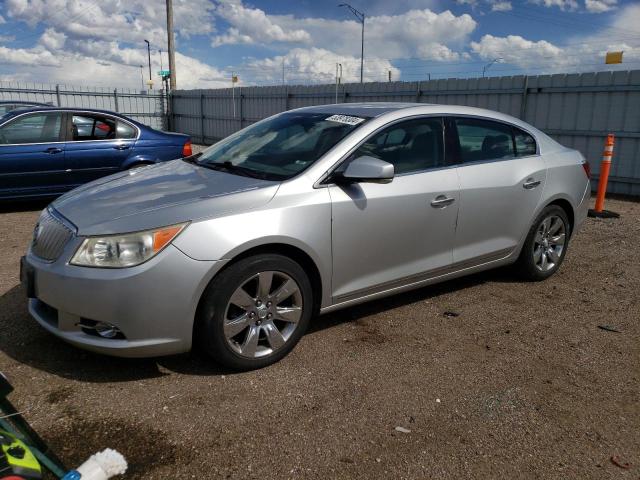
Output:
[0, 112, 67, 197]
[452, 116, 547, 265]
[329, 169, 459, 302]
[65, 113, 136, 185]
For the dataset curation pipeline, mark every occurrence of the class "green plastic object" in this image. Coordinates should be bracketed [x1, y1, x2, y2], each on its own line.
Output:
[0, 428, 42, 479]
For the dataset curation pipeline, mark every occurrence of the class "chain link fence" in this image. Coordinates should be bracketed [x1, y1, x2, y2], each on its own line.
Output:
[0, 81, 168, 131]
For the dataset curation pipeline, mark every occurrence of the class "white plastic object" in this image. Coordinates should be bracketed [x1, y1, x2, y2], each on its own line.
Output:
[76, 449, 127, 479]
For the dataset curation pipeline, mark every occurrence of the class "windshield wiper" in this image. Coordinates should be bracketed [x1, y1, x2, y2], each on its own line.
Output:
[182, 152, 203, 164]
[198, 160, 268, 179]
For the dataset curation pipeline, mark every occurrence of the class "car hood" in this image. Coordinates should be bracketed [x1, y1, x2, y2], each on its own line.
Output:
[53, 159, 280, 235]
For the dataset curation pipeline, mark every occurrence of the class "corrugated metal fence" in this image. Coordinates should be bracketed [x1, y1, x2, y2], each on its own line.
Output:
[172, 69, 640, 196]
[0, 82, 168, 130]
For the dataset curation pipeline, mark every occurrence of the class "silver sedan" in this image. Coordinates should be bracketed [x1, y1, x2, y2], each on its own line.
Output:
[22, 103, 591, 370]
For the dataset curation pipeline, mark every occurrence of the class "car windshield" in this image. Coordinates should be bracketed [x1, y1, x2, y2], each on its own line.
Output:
[195, 112, 369, 180]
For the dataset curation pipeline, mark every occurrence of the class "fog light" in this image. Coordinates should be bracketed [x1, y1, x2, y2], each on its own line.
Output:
[79, 319, 124, 339]
[94, 322, 122, 339]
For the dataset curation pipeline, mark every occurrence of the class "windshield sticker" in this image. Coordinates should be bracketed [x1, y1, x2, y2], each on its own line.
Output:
[325, 114, 365, 126]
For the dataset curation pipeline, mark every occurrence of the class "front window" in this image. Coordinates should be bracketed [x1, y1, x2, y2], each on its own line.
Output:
[195, 112, 369, 180]
[0, 112, 63, 144]
[349, 117, 445, 175]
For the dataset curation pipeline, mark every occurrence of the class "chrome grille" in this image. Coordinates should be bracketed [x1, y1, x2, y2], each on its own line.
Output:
[31, 209, 74, 262]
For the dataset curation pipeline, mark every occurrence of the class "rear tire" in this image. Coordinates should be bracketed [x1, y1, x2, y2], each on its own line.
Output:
[196, 254, 313, 371]
[516, 205, 570, 281]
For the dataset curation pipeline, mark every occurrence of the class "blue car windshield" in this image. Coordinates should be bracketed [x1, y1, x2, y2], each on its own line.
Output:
[194, 112, 369, 180]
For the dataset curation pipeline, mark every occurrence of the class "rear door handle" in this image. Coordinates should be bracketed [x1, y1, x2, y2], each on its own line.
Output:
[113, 144, 130, 150]
[430, 195, 455, 208]
[44, 147, 63, 154]
[523, 178, 541, 189]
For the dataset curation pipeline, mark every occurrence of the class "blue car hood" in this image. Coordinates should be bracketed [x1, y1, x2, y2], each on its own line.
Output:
[53, 159, 280, 235]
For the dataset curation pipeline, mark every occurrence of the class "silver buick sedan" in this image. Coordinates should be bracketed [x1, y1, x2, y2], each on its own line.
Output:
[22, 103, 591, 370]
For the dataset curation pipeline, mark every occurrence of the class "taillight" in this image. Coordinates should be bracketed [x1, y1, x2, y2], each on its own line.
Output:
[582, 160, 591, 179]
[182, 140, 192, 157]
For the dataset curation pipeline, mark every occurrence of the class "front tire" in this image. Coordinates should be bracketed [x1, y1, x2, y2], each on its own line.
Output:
[196, 254, 313, 370]
[516, 205, 570, 281]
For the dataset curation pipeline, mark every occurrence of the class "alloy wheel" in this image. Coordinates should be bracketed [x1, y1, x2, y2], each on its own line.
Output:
[223, 271, 303, 358]
[532, 214, 566, 272]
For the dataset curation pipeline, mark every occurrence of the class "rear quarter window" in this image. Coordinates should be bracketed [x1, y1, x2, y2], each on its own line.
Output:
[116, 122, 137, 139]
[514, 128, 537, 157]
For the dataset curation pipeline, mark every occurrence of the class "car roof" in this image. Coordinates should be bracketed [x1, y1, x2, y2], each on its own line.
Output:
[293, 103, 422, 117]
[0, 106, 146, 127]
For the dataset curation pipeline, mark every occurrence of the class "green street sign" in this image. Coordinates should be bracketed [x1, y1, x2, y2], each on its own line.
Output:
[157, 70, 170, 76]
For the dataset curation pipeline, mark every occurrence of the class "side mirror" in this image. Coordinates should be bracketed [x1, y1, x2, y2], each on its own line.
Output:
[338, 156, 394, 184]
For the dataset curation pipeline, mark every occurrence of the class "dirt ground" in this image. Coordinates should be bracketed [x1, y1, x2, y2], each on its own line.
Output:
[0, 198, 638, 479]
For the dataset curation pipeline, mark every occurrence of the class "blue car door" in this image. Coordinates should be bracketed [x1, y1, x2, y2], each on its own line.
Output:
[0, 111, 68, 198]
[64, 112, 138, 186]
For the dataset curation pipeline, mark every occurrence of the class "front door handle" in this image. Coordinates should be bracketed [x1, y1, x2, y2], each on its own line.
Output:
[430, 195, 455, 208]
[44, 147, 63, 154]
[523, 178, 541, 189]
[113, 144, 130, 150]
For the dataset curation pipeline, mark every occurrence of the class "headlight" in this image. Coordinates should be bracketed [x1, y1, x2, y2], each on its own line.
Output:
[70, 223, 188, 268]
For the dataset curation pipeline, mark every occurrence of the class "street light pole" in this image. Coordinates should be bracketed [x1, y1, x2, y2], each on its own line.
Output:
[482, 57, 502, 78]
[144, 39, 152, 88]
[338, 3, 365, 83]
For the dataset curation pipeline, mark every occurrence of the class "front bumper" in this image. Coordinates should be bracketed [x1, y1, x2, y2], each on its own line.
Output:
[24, 243, 224, 358]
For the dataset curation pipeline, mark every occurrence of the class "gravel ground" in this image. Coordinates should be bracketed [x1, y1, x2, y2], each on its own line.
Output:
[0, 198, 638, 479]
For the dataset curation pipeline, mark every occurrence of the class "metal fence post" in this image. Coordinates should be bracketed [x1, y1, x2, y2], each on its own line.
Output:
[520, 75, 529, 120]
[113, 88, 119, 112]
[200, 93, 205, 144]
[55, 85, 61, 107]
[415, 81, 421, 103]
[239, 88, 244, 129]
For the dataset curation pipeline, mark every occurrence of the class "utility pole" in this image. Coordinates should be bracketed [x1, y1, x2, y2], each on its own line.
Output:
[166, 0, 177, 91]
[144, 39, 152, 86]
[139, 65, 144, 91]
[338, 3, 365, 83]
[335, 63, 342, 103]
[282, 57, 285, 85]
[159, 49, 163, 72]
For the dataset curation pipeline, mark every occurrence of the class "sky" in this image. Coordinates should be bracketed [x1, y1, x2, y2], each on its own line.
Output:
[0, 0, 639, 90]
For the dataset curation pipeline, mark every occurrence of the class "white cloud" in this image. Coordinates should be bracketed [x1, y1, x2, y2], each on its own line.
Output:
[0, 45, 60, 67]
[471, 34, 566, 69]
[4, 0, 216, 46]
[212, 1, 311, 47]
[491, 1, 513, 12]
[241, 48, 400, 85]
[584, 0, 617, 13]
[530, 0, 579, 11]
[39, 28, 66, 51]
[269, 9, 476, 61]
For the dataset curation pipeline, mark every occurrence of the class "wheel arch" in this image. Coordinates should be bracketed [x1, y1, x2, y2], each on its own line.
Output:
[544, 197, 575, 236]
[193, 241, 325, 336]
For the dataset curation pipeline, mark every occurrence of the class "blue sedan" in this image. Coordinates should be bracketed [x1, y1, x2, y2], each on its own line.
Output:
[0, 107, 192, 199]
